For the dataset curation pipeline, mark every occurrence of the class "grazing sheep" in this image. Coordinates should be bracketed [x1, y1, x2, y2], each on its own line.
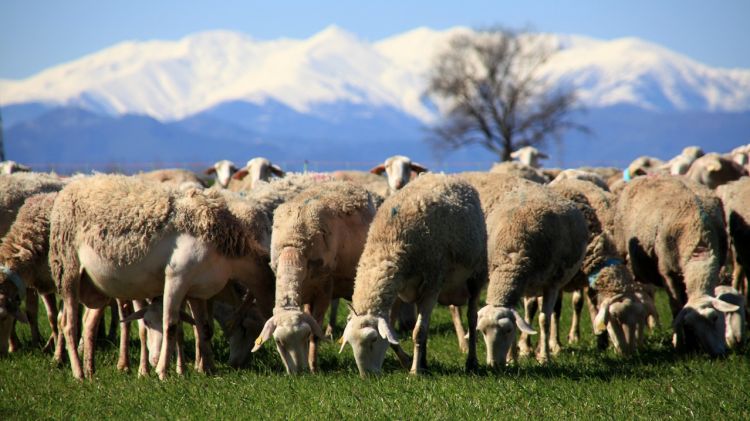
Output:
[489, 161, 548, 184]
[252, 182, 377, 374]
[369, 155, 428, 193]
[136, 168, 206, 187]
[340, 174, 487, 376]
[716, 177, 750, 297]
[0, 173, 65, 236]
[204, 160, 238, 188]
[550, 169, 610, 191]
[0, 161, 32, 175]
[231, 157, 285, 190]
[49, 174, 272, 379]
[510, 146, 548, 169]
[211, 282, 267, 368]
[0, 193, 59, 356]
[713, 285, 747, 349]
[477, 183, 588, 366]
[614, 176, 739, 356]
[685, 153, 747, 189]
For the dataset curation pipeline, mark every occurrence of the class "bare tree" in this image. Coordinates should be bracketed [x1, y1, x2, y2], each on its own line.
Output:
[425, 27, 586, 162]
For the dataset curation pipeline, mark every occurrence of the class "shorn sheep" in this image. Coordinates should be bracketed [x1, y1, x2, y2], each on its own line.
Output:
[477, 181, 588, 366]
[252, 181, 377, 373]
[49, 174, 271, 379]
[340, 174, 487, 376]
[614, 176, 739, 356]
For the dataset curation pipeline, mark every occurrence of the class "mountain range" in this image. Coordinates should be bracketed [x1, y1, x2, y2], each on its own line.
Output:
[2, 25, 749, 172]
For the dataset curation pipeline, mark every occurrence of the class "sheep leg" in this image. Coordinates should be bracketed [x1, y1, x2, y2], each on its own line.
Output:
[26, 288, 42, 347]
[116, 299, 132, 372]
[107, 300, 119, 344]
[40, 293, 59, 353]
[308, 295, 330, 373]
[156, 286, 186, 380]
[175, 322, 185, 375]
[54, 306, 66, 366]
[568, 289, 584, 344]
[132, 300, 150, 377]
[586, 287, 608, 350]
[548, 294, 562, 355]
[464, 294, 479, 373]
[326, 298, 339, 339]
[82, 306, 105, 379]
[518, 297, 537, 357]
[449, 305, 469, 354]
[410, 294, 437, 375]
[537, 289, 560, 364]
[62, 291, 84, 379]
[9, 321, 20, 352]
[187, 298, 214, 375]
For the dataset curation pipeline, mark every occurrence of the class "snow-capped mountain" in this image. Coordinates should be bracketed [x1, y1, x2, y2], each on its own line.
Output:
[2, 25, 750, 123]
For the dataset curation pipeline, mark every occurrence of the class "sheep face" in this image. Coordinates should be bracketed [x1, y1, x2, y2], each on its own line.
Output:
[594, 294, 647, 355]
[477, 305, 536, 367]
[225, 305, 265, 368]
[714, 286, 747, 349]
[370, 155, 427, 192]
[252, 309, 324, 374]
[140, 300, 165, 367]
[673, 295, 739, 357]
[340, 314, 396, 377]
[208, 160, 237, 188]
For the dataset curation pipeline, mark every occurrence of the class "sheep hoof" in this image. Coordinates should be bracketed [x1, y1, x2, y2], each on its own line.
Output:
[567, 334, 579, 344]
[116, 362, 130, 372]
[549, 344, 562, 355]
[464, 358, 479, 373]
[536, 353, 549, 365]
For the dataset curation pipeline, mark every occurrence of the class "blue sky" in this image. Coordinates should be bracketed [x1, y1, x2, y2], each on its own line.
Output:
[1, 0, 749, 79]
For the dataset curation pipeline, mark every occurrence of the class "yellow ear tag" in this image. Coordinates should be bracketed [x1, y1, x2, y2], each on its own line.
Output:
[255, 336, 263, 346]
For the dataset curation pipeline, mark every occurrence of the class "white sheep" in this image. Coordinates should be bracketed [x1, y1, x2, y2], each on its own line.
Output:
[0, 161, 32, 175]
[0, 172, 65, 236]
[510, 146, 548, 169]
[252, 181, 377, 374]
[204, 160, 238, 188]
[369, 155, 428, 193]
[49, 174, 272, 380]
[340, 174, 487, 376]
[136, 168, 207, 188]
[714, 285, 747, 349]
[230, 157, 285, 190]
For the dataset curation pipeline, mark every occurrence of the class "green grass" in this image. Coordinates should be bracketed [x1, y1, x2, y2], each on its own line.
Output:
[1, 291, 748, 420]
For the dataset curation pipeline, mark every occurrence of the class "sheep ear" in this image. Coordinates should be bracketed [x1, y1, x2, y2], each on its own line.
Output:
[180, 311, 196, 325]
[511, 308, 536, 335]
[594, 301, 610, 334]
[251, 317, 276, 352]
[120, 308, 148, 324]
[204, 167, 217, 175]
[410, 162, 428, 174]
[232, 169, 249, 180]
[711, 297, 740, 313]
[270, 165, 284, 177]
[301, 312, 325, 339]
[339, 321, 353, 353]
[13, 309, 29, 324]
[370, 164, 386, 175]
[537, 152, 549, 159]
[377, 317, 400, 345]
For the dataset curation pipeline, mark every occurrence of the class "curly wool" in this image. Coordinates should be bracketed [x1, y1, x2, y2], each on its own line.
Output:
[458, 172, 537, 215]
[550, 178, 616, 236]
[489, 161, 548, 184]
[614, 176, 726, 298]
[0, 173, 65, 236]
[136, 168, 206, 187]
[352, 174, 487, 316]
[0, 192, 57, 293]
[240, 172, 334, 218]
[484, 185, 588, 307]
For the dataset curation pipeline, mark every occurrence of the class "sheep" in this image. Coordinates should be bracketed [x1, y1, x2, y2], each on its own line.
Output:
[476, 182, 588, 366]
[136, 168, 207, 188]
[713, 285, 747, 349]
[252, 181, 377, 373]
[204, 160, 238, 188]
[340, 174, 487, 376]
[489, 161, 548, 184]
[578, 166, 622, 183]
[685, 153, 747, 189]
[211, 282, 267, 368]
[331, 170, 389, 199]
[510, 146, 548, 169]
[716, 177, 750, 297]
[0, 193, 59, 356]
[614, 176, 739, 356]
[550, 169, 610, 191]
[624, 156, 665, 180]
[0, 161, 32, 175]
[0, 172, 65, 236]
[661, 146, 705, 175]
[369, 155, 428, 193]
[230, 157, 285, 190]
[49, 174, 272, 379]
[548, 178, 651, 355]
[727, 144, 750, 168]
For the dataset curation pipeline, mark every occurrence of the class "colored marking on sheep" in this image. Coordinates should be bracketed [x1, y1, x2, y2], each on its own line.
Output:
[390, 205, 400, 218]
[588, 258, 624, 288]
[623, 168, 632, 182]
[0, 265, 26, 300]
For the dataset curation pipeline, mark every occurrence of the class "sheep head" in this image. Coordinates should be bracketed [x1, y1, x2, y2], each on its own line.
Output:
[593, 293, 647, 355]
[672, 295, 739, 357]
[714, 286, 747, 349]
[370, 155, 427, 192]
[339, 312, 398, 377]
[476, 305, 536, 367]
[205, 160, 238, 188]
[252, 309, 325, 374]
[232, 157, 284, 188]
[213, 299, 266, 368]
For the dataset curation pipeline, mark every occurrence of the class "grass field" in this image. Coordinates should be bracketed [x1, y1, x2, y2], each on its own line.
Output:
[1, 291, 748, 419]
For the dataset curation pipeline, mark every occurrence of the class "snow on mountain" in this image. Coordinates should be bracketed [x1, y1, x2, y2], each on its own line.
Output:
[2, 25, 750, 123]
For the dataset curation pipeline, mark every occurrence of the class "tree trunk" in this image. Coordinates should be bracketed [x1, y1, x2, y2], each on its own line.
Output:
[0, 109, 5, 161]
